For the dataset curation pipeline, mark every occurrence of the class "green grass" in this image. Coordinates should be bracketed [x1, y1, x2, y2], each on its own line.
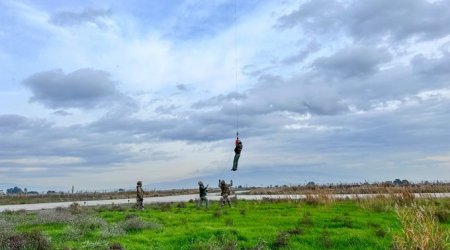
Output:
[1, 199, 449, 249]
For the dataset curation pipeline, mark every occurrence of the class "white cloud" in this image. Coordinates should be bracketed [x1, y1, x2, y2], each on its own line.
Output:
[0, 156, 84, 166]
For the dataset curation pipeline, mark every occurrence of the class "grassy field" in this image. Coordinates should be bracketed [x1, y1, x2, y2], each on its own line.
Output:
[0, 197, 449, 249]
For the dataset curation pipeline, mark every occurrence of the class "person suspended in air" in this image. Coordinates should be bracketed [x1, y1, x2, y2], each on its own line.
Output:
[232, 136, 242, 171]
[219, 179, 233, 207]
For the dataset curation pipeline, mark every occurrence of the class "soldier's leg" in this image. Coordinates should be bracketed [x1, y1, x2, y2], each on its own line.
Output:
[232, 154, 240, 171]
[227, 197, 232, 207]
[205, 198, 209, 209]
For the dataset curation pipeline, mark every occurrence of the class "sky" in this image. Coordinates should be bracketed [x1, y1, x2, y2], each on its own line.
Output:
[0, 0, 450, 191]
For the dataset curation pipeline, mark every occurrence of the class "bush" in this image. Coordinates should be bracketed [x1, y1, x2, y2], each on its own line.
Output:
[251, 239, 270, 250]
[299, 212, 313, 227]
[109, 242, 124, 250]
[191, 233, 239, 250]
[36, 209, 75, 224]
[0, 231, 52, 250]
[118, 216, 161, 232]
[101, 224, 126, 238]
[393, 204, 449, 250]
[434, 208, 450, 223]
[321, 230, 333, 249]
[176, 202, 186, 209]
[68, 202, 83, 214]
[272, 232, 290, 249]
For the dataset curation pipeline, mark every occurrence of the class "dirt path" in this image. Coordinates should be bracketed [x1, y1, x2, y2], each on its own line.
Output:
[1, 193, 449, 211]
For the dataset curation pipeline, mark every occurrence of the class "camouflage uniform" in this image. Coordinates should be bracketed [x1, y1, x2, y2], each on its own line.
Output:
[219, 180, 233, 207]
[232, 138, 242, 171]
[136, 181, 144, 210]
[198, 181, 209, 209]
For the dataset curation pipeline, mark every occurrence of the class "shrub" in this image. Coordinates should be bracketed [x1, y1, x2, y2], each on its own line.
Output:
[155, 203, 172, 212]
[101, 224, 126, 238]
[321, 230, 333, 249]
[299, 212, 313, 227]
[79, 240, 108, 249]
[0, 218, 14, 233]
[109, 242, 124, 250]
[0, 231, 51, 250]
[393, 204, 449, 250]
[176, 202, 186, 209]
[118, 216, 161, 232]
[36, 209, 75, 224]
[375, 228, 386, 238]
[434, 208, 450, 223]
[272, 232, 289, 249]
[359, 195, 393, 212]
[331, 215, 353, 228]
[287, 228, 303, 235]
[68, 202, 83, 214]
[251, 239, 270, 250]
[191, 233, 239, 250]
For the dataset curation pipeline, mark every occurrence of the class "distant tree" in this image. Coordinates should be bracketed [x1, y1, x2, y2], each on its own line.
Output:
[393, 179, 402, 186]
[118, 188, 125, 192]
[306, 181, 316, 187]
[47, 190, 56, 195]
[401, 179, 410, 186]
[6, 186, 23, 194]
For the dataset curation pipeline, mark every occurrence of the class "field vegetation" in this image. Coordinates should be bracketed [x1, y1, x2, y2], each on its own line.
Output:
[1, 181, 449, 206]
[0, 193, 449, 249]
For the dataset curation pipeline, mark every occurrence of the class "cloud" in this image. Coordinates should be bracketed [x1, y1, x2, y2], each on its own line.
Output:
[53, 110, 71, 116]
[23, 68, 122, 109]
[176, 83, 189, 91]
[0, 114, 49, 133]
[281, 42, 320, 65]
[411, 52, 450, 77]
[277, 0, 450, 43]
[192, 92, 246, 109]
[49, 8, 112, 27]
[313, 46, 392, 78]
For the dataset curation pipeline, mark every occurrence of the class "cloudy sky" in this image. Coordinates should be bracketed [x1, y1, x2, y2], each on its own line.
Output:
[1, 0, 449, 191]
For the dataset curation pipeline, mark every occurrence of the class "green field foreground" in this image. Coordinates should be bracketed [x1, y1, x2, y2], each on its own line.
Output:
[1, 197, 449, 249]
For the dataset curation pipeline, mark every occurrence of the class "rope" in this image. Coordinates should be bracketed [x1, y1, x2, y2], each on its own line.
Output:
[234, 0, 239, 138]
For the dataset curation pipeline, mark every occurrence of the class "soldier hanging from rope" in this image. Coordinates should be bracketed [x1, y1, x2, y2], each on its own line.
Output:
[219, 179, 233, 207]
[232, 134, 243, 171]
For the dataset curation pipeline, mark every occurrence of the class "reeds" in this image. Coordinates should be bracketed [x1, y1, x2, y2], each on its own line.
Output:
[393, 203, 449, 250]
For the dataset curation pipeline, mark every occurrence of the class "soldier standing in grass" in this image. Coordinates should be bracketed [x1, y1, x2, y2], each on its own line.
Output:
[198, 181, 209, 209]
[136, 181, 144, 210]
[219, 179, 233, 207]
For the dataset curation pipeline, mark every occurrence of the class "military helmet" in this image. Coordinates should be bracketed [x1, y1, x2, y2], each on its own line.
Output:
[198, 181, 203, 186]
[137, 181, 142, 186]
